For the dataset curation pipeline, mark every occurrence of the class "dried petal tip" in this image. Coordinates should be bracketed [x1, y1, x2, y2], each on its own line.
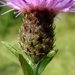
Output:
[1, 0, 75, 16]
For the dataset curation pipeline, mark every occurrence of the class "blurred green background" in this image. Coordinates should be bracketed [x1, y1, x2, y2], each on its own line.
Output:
[0, 6, 75, 75]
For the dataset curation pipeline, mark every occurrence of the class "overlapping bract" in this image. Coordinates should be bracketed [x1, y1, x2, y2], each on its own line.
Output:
[0, 0, 75, 16]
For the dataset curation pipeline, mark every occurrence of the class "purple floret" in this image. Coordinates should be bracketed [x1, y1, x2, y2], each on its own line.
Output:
[0, 0, 75, 16]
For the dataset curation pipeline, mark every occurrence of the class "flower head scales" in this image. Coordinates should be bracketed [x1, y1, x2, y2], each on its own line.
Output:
[0, 0, 75, 16]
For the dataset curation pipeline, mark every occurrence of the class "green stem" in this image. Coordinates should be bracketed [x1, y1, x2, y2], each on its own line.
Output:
[19, 54, 35, 75]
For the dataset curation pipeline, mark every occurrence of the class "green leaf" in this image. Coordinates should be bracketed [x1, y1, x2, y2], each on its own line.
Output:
[47, 50, 58, 58]
[37, 50, 57, 75]
[19, 54, 35, 75]
[1, 41, 19, 57]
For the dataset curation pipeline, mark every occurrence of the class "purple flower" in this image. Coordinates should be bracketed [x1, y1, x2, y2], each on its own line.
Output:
[0, 0, 75, 16]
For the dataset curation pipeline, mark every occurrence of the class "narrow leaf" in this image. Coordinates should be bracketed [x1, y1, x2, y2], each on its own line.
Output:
[19, 54, 35, 75]
[1, 41, 19, 57]
[37, 50, 57, 75]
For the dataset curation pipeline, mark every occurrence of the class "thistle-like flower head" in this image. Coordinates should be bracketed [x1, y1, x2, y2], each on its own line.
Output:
[0, 0, 75, 16]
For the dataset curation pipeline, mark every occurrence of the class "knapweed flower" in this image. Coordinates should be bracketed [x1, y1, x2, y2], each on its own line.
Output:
[1, 1, 75, 75]
[1, 0, 75, 63]
[0, 0, 75, 16]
